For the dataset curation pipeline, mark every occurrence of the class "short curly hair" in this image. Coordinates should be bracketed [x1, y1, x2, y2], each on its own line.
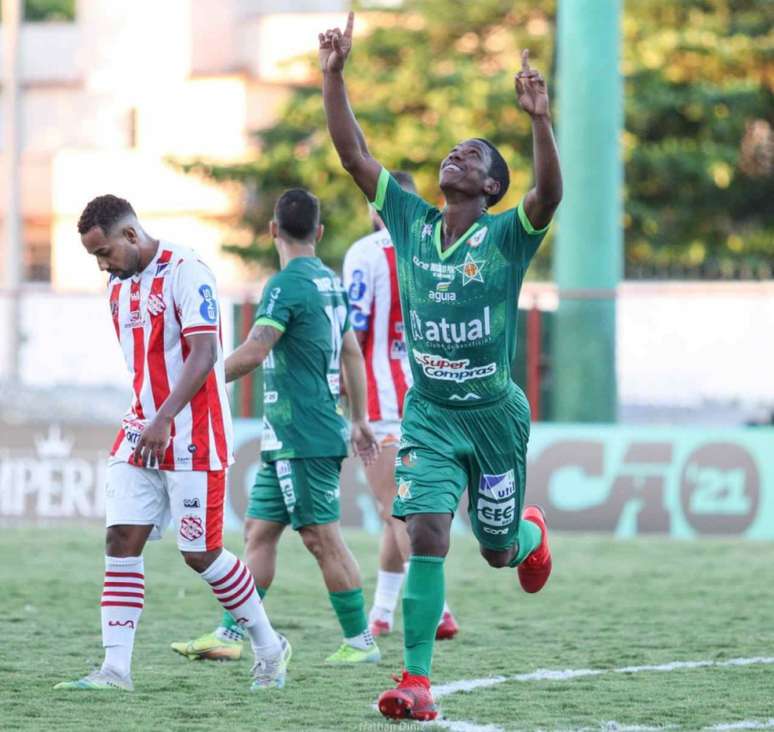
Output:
[77, 195, 136, 235]
[473, 138, 510, 208]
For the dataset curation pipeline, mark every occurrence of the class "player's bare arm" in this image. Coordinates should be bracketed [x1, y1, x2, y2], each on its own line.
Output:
[133, 332, 218, 468]
[340, 329, 379, 466]
[516, 49, 563, 229]
[320, 12, 382, 201]
[224, 323, 282, 383]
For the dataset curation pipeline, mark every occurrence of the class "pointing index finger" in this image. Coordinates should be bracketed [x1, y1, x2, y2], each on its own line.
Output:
[344, 10, 354, 39]
[521, 48, 530, 71]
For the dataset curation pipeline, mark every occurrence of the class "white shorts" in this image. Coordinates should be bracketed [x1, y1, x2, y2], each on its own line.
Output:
[105, 460, 226, 552]
[371, 420, 402, 447]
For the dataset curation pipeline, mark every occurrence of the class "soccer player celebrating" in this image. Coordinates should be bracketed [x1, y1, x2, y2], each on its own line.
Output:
[343, 175, 459, 641]
[171, 189, 382, 665]
[320, 13, 562, 720]
[56, 195, 288, 692]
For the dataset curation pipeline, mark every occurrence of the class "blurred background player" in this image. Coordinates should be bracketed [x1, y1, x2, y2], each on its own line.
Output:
[342, 174, 459, 641]
[171, 189, 382, 665]
[56, 196, 287, 692]
[321, 13, 561, 720]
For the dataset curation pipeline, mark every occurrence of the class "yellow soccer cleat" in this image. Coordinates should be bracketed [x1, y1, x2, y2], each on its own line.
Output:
[170, 631, 243, 661]
[325, 641, 381, 665]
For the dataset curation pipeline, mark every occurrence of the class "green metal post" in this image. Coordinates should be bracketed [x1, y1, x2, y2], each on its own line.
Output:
[553, 0, 622, 422]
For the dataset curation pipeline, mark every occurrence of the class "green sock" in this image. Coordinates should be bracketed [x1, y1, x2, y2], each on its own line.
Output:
[509, 518, 542, 567]
[220, 586, 267, 636]
[403, 555, 445, 678]
[329, 588, 368, 639]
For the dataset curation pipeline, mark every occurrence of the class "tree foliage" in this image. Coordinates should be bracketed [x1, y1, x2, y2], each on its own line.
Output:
[188, 0, 773, 279]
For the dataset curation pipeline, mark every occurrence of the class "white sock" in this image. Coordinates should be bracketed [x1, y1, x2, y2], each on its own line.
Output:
[101, 555, 144, 679]
[346, 626, 375, 651]
[200, 550, 280, 656]
[373, 569, 405, 615]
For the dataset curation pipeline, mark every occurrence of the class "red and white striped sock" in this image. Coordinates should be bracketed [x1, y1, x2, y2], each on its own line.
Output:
[200, 550, 279, 655]
[100, 555, 144, 678]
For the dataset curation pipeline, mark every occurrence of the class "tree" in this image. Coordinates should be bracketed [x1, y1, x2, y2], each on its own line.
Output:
[187, 0, 773, 279]
[623, 0, 774, 278]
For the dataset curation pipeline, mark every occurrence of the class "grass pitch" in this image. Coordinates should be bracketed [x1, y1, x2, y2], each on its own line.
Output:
[2, 526, 773, 731]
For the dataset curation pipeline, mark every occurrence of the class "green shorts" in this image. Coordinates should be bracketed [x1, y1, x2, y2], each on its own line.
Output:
[393, 384, 531, 552]
[247, 457, 343, 530]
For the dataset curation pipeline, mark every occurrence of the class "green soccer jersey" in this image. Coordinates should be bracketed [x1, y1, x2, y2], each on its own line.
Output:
[372, 167, 549, 407]
[254, 256, 351, 461]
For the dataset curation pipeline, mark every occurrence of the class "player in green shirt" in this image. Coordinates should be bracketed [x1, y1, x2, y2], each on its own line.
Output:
[320, 13, 562, 720]
[171, 189, 382, 667]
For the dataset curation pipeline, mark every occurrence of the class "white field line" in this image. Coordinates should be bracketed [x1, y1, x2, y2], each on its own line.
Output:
[433, 655, 774, 699]
[430, 656, 774, 732]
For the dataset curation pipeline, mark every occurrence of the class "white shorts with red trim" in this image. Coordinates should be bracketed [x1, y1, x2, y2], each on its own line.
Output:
[105, 460, 225, 552]
[371, 419, 402, 447]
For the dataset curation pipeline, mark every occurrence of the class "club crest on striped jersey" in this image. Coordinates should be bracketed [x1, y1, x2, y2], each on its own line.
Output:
[146, 293, 166, 316]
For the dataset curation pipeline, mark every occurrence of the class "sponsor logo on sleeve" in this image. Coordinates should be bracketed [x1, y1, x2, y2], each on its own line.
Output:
[266, 287, 281, 316]
[478, 470, 516, 501]
[351, 307, 369, 331]
[183, 498, 200, 508]
[264, 390, 278, 405]
[397, 480, 413, 501]
[348, 269, 367, 301]
[198, 284, 218, 323]
[155, 260, 171, 276]
[476, 497, 516, 527]
[275, 460, 292, 478]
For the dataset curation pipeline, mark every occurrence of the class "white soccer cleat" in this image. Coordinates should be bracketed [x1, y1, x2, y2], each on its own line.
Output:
[250, 633, 292, 691]
[54, 668, 134, 691]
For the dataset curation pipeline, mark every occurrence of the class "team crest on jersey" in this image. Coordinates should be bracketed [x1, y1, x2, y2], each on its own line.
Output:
[146, 293, 166, 316]
[397, 480, 413, 501]
[198, 285, 218, 323]
[456, 252, 486, 286]
[469, 227, 488, 248]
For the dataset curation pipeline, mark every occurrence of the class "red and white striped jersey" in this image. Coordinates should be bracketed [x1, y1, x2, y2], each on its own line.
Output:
[343, 229, 412, 422]
[107, 243, 233, 471]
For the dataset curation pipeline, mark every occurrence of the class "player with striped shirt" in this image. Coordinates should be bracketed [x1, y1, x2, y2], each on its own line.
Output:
[343, 174, 459, 641]
[55, 195, 288, 692]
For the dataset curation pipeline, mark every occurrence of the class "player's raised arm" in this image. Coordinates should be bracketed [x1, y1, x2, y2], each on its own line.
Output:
[225, 324, 282, 383]
[515, 49, 563, 230]
[320, 12, 382, 201]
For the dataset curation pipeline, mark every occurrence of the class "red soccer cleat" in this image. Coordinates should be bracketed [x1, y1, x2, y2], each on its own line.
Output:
[517, 506, 552, 593]
[435, 609, 459, 640]
[377, 671, 438, 721]
[370, 618, 391, 637]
